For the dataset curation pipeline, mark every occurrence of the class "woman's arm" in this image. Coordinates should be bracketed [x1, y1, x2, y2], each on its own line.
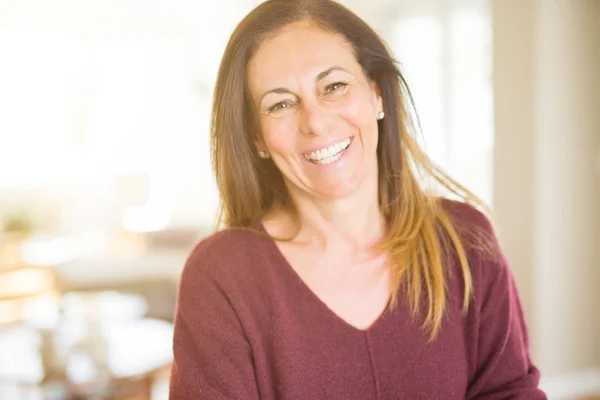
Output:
[466, 251, 547, 399]
[169, 241, 260, 400]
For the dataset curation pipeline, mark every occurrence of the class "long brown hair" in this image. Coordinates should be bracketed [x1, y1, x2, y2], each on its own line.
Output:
[211, 0, 492, 339]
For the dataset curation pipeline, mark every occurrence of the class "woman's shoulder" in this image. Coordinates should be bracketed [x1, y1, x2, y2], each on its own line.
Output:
[439, 198, 500, 257]
[182, 226, 272, 282]
[438, 198, 508, 289]
[439, 198, 514, 305]
[439, 198, 494, 235]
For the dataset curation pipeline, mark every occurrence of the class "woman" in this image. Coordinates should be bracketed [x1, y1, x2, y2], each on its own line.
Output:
[170, 0, 546, 399]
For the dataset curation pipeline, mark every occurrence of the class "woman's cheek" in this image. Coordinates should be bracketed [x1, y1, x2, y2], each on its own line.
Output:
[263, 119, 297, 152]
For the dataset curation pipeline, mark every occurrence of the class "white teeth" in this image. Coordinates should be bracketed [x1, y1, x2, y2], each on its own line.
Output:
[312, 150, 345, 165]
[304, 138, 351, 164]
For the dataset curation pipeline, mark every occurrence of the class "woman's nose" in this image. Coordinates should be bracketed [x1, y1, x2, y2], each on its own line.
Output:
[298, 100, 333, 137]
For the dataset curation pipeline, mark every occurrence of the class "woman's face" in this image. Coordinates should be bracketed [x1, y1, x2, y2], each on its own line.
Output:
[247, 21, 383, 201]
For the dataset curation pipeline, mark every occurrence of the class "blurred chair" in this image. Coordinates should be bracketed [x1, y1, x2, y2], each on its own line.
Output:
[0, 234, 173, 400]
[53, 226, 207, 323]
[0, 265, 60, 326]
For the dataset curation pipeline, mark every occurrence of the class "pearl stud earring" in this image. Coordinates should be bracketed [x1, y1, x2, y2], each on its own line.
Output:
[377, 111, 385, 121]
[258, 150, 268, 158]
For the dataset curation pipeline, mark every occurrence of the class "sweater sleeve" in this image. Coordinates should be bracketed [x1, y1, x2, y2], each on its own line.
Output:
[466, 248, 547, 399]
[169, 238, 260, 400]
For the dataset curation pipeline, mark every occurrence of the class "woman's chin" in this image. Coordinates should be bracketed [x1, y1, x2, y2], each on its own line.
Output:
[305, 174, 365, 200]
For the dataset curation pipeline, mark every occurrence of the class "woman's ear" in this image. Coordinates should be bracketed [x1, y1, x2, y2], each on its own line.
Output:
[370, 80, 383, 114]
[254, 140, 270, 159]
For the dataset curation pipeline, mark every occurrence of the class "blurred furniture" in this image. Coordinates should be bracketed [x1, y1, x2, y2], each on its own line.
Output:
[0, 231, 62, 326]
[0, 227, 188, 398]
[0, 265, 60, 326]
[0, 291, 173, 400]
[52, 227, 207, 322]
[53, 250, 186, 322]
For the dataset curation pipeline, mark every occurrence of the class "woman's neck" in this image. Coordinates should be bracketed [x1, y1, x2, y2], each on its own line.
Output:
[297, 194, 384, 250]
[267, 175, 386, 258]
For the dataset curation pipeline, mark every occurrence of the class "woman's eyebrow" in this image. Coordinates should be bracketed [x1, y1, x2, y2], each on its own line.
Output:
[259, 66, 351, 104]
[315, 66, 350, 82]
[259, 87, 294, 104]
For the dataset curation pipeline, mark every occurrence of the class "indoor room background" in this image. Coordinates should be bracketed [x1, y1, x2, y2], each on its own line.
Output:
[0, 0, 598, 399]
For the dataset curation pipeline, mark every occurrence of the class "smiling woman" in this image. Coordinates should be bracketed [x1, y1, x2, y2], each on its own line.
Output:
[169, 0, 547, 399]
[248, 25, 383, 200]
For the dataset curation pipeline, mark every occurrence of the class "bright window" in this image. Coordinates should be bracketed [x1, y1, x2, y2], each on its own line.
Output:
[0, 0, 492, 234]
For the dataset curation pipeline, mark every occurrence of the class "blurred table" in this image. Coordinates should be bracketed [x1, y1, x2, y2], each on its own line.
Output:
[53, 250, 188, 290]
[0, 291, 173, 400]
[52, 251, 188, 323]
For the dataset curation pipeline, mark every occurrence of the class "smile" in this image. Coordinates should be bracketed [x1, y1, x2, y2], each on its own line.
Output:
[303, 137, 352, 165]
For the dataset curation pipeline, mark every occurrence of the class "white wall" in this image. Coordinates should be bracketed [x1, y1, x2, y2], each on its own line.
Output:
[493, 0, 600, 377]
[534, 0, 600, 374]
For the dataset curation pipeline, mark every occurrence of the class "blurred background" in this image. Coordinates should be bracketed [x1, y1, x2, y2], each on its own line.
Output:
[0, 0, 598, 398]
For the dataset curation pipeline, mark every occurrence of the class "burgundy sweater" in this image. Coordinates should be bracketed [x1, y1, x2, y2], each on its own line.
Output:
[169, 201, 546, 399]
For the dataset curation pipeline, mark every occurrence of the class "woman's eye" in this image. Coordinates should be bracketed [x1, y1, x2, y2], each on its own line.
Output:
[269, 101, 291, 112]
[265, 100, 297, 117]
[324, 82, 348, 93]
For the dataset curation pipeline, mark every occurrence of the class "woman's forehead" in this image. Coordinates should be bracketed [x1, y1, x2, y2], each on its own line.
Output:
[248, 22, 360, 90]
